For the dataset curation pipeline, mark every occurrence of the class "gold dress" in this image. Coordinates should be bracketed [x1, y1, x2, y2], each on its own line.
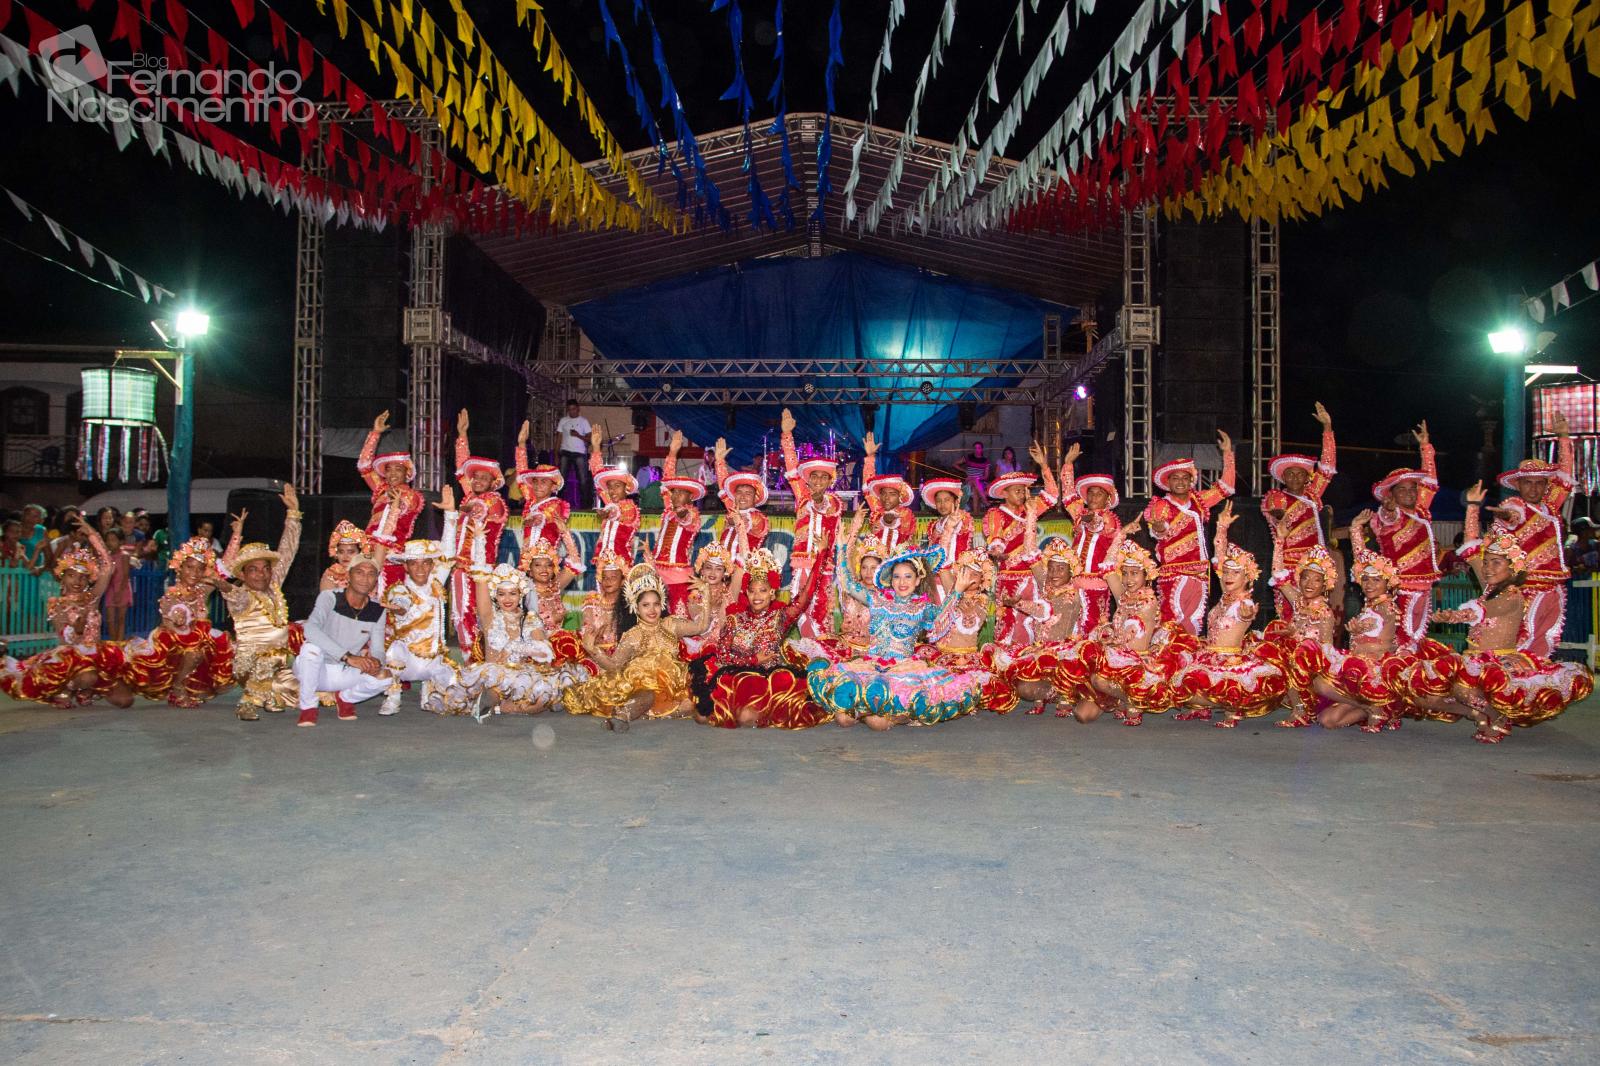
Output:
[563, 618, 696, 719]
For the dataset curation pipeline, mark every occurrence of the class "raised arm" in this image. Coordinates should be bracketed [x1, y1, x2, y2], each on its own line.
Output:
[1460, 483, 1488, 587]
[926, 566, 978, 641]
[860, 432, 878, 487]
[663, 429, 682, 482]
[514, 420, 531, 480]
[834, 506, 874, 607]
[82, 522, 113, 600]
[1414, 421, 1438, 512]
[1552, 413, 1575, 511]
[782, 556, 824, 627]
[273, 485, 302, 585]
[1213, 500, 1237, 565]
[454, 409, 472, 489]
[713, 437, 732, 491]
[1059, 443, 1083, 518]
[1199, 431, 1237, 508]
[780, 408, 800, 476]
[220, 508, 246, 576]
[1030, 440, 1060, 511]
[1314, 402, 1337, 485]
[588, 424, 606, 482]
[358, 411, 389, 492]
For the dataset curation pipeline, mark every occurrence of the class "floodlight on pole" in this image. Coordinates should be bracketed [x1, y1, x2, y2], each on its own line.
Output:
[175, 308, 210, 338]
[1488, 327, 1530, 355]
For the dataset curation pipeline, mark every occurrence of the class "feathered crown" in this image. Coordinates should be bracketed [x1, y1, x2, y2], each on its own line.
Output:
[592, 549, 627, 573]
[473, 562, 530, 595]
[169, 536, 218, 575]
[1293, 546, 1337, 585]
[1352, 549, 1400, 588]
[623, 563, 667, 612]
[53, 543, 102, 582]
[1114, 540, 1158, 579]
[745, 547, 782, 589]
[1483, 532, 1529, 572]
[1039, 535, 1078, 573]
[326, 520, 371, 558]
[955, 549, 997, 592]
[519, 538, 560, 568]
[695, 541, 733, 573]
[1215, 543, 1261, 585]
[852, 531, 891, 562]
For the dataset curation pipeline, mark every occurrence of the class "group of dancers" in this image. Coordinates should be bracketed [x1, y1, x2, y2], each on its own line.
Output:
[2, 403, 1591, 744]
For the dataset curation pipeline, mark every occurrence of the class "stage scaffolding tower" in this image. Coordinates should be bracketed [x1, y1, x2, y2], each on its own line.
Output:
[1121, 207, 1156, 499]
[1250, 213, 1282, 494]
[407, 119, 447, 491]
[291, 147, 326, 493]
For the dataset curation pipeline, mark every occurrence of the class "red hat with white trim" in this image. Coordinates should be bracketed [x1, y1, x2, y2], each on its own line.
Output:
[796, 458, 839, 482]
[1497, 458, 1572, 492]
[662, 477, 707, 502]
[1371, 467, 1438, 501]
[515, 463, 564, 493]
[1268, 454, 1320, 483]
[723, 471, 769, 507]
[865, 474, 912, 507]
[988, 470, 1038, 499]
[594, 466, 637, 494]
[1152, 458, 1198, 491]
[919, 477, 964, 509]
[1074, 473, 1120, 508]
[371, 451, 414, 476]
[456, 456, 504, 489]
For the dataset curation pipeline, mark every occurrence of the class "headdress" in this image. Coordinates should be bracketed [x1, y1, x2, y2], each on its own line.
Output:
[515, 463, 564, 494]
[53, 544, 102, 582]
[231, 542, 280, 569]
[873, 545, 945, 590]
[592, 549, 628, 574]
[593, 466, 638, 494]
[722, 471, 769, 507]
[1268, 454, 1322, 483]
[622, 563, 667, 613]
[327, 520, 371, 559]
[169, 536, 218, 575]
[1482, 532, 1529, 572]
[1153, 458, 1198, 491]
[865, 474, 912, 508]
[695, 541, 733, 573]
[456, 456, 505, 489]
[1371, 467, 1439, 502]
[1352, 550, 1400, 588]
[745, 547, 783, 590]
[370, 451, 414, 478]
[1214, 543, 1261, 585]
[1497, 458, 1572, 493]
[1292, 546, 1337, 585]
[988, 470, 1038, 499]
[954, 548, 997, 592]
[662, 477, 707, 502]
[1115, 540, 1159, 579]
[470, 562, 529, 596]
[1073, 473, 1120, 509]
[919, 477, 964, 510]
[1039, 535, 1078, 574]
[795, 457, 839, 482]
[518, 538, 560, 568]
[852, 531, 890, 564]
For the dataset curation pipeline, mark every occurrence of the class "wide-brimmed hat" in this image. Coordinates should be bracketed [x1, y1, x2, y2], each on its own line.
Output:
[722, 471, 769, 506]
[1497, 458, 1571, 493]
[594, 467, 638, 494]
[388, 538, 445, 563]
[662, 477, 707, 502]
[1371, 467, 1438, 502]
[795, 458, 839, 482]
[988, 471, 1038, 499]
[865, 474, 912, 508]
[873, 545, 945, 590]
[919, 477, 963, 509]
[456, 456, 505, 489]
[515, 463, 564, 493]
[371, 451, 414, 477]
[1074, 473, 1120, 508]
[1267, 454, 1321, 483]
[231, 542, 280, 569]
[1153, 458, 1198, 491]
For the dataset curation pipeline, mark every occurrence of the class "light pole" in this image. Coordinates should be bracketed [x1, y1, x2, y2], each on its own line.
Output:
[1489, 325, 1530, 471]
[164, 309, 209, 543]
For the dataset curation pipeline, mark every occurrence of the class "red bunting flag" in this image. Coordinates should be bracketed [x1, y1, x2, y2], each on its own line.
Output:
[163, 0, 187, 41]
[296, 35, 312, 80]
[1265, 44, 1285, 103]
[205, 27, 228, 71]
[109, 1, 141, 52]
[1243, 11, 1264, 54]
[267, 10, 286, 52]
[230, 0, 253, 30]
[1390, 9, 1413, 54]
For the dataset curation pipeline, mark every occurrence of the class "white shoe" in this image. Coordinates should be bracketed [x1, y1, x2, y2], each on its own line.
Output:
[379, 693, 401, 716]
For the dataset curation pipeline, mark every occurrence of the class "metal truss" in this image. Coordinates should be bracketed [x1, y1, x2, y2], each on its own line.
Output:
[291, 146, 326, 493]
[1250, 139, 1283, 493]
[407, 120, 447, 491]
[559, 382, 1067, 405]
[538, 356, 1077, 381]
[1122, 207, 1156, 499]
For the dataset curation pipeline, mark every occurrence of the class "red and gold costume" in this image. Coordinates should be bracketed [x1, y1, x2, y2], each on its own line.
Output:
[1256, 547, 1340, 726]
[1141, 453, 1236, 635]
[124, 538, 234, 707]
[1080, 541, 1191, 724]
[676, 542, 740, 659]
[651, 453, 705, 612]
[782, 425, 845, 640]
[1364, 444, 1440, 651]
[1260, 424, 1336, 622]
[863, 472, 917, 556]
[357, 430, 424, 589]
[713, 456, 771, 565]
[919, 478, 974, 601]
[519, 539, 591, 676]
[451, 440, 509, 658]
[1, 536, 127, 707]
[1490, 440, 1575, 658]
[1060, 467, 1121, 633]
[982, 468, 1061, 646]
[514, 444, 576, 559]
[1001, 538, 1088, 714]
[218, 512, 303, 719]
[590, 453, 641, 563]
[1169, 536, 1286, 725]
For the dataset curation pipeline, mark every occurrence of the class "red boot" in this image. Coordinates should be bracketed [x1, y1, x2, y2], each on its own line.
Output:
[336, 699, 357, 721]
[297, 708, 318, 727]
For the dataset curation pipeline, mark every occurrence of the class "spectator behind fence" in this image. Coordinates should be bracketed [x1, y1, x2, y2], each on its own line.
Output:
[1570, 518, 1599, 578]
[102, 528, 135, 641]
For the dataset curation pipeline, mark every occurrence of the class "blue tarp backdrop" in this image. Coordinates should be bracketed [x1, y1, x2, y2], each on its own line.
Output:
[570, 253, 1071, 468]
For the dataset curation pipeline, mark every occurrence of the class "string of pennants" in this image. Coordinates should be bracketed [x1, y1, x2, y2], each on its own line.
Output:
[1524, 256, 1600, 322]
[1, 182, 177, 304]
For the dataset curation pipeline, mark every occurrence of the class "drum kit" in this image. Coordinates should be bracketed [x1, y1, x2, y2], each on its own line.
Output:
[760, 426, 852, 492]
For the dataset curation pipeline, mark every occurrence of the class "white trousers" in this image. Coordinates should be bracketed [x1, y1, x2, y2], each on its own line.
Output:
[294, 644, 391, 711]
[384, 645, 457, 689]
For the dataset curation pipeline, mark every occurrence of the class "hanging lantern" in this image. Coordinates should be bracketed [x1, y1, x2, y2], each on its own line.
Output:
[78, 365, 168, 483]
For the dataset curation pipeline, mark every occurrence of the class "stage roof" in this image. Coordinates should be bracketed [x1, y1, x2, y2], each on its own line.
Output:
[470, 113, 1123, 309]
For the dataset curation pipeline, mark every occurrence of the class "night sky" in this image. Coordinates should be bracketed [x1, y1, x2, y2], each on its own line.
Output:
[2, 0, 1597, 494]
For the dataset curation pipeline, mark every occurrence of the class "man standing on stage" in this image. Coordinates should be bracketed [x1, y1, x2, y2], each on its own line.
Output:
[1059, 442, 1121, 635]
[452, 409, 508, 657]
[652, 430, 708, 613]
[357, 410, 425, 591]
[781, 407, 845, 640]
[1142, 430, 1236, 635]
[1491, 413, 1575, 657]
[1353, 421, 1439, 652]
[712, 437, 771, 566]
[1261, 403, 1338, 622]
[983, 440, 1060, 645]
[556, 400, 593, 509]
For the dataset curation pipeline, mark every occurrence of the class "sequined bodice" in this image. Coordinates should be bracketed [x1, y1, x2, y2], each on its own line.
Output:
[719, 607, 786, 667]
[49, 593, 101, 646]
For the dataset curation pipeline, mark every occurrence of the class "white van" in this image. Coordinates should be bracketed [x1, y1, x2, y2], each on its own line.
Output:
[79, 478, 283, 518]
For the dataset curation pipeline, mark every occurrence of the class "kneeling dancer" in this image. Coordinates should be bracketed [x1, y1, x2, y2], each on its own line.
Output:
[125, 537, 234, 707]
[456, 564, 585, 718]
[216, 484, 303, 720]
[1081, 539, 1184, 726]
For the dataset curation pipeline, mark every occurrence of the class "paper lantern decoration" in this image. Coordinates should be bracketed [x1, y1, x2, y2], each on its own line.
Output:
[77, 366, 167, 483]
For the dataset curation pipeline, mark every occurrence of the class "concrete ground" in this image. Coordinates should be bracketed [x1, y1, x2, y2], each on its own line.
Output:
[0, 693, 1596, 1066]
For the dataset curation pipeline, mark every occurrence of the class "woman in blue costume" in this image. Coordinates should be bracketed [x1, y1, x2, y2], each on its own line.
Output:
[808, 504, 987, 730]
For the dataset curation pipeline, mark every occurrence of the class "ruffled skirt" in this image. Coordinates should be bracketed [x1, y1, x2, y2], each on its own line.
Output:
[806, 657, 983, 724]
[123, 625, 233, 707]
[0, 643, 127, 706]
[1169, 646, 1287, 717]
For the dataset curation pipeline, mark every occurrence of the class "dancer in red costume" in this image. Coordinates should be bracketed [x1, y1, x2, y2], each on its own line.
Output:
[320, 521, 372, 592]
[451, 409, 508, 658]
[861, 435, 916, 555]
[1142, 430, 1236, 635]
[1489, 412, 1575, 657]
[357, 410, 424, 590]
[514, 419, 581, 566]
[780, 407, 846, 640]
[588, 422, 641, 564]
[1258, 544, 1340, 728]
[1004, 515, 1094, 719]
[982, 440, 1060, 646]
[1261, 403, 1339, 622]
[0, 517, 133, 708]
[124, 537, 234, 707]
[711, 437, 770, 566]
[650, 430, 707, 613]
[1080, 539, 1187, 726]
[520, 536, 589, 676]
[1357, 421, 1439, 652]
[1307, 545, 1415, 732]
[1059, 441, 1121, 634]
[919, 477, 974, 602]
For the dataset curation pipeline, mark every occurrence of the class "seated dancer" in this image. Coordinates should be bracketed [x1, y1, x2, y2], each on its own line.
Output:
[1489, 413, 1574, 657]
[807, 505, 987, 731]
[1257, 544, 1342, 728]
[920, 476, 975, 601]
[1260, 403, 1339, 622]
[983, 440, 1060, 645]
[589, 422, 641, 565]
[1004, 523, 1092, 719]
[294, 551, 391, 726]
[379, 488, 462, 716]
[651, 430, 708, 613]
[520, 537, 589, 675]
[711, 437, 770, 566]
[1364, 421, 1440, 651]
[1059, 442, 1121, 634]
[690, 548, 828, 729]
[1143, 430, 1236, 635]
[125, 537, 234, 708]
[679, 541, 738, 660]
[861, 436, 917, 555]
[780, 408, 845, 640]
[215, 484, 302, 720]
[1408, 485, 1593, 744]
[452, 409, 509, 657]
[322, 520, 372, 591]
[1169, 502, 1286, 727]
[358, 410, 424, 590]
[915, 547, 1016, 716]
[1297, 536, 1413, 732]
[579, 550, 631, 664]
[457, 565, 587, 718]
[1081, 538, 1184, 726]
[565, 563, 724, 731]
[0, 516, 133, 708]
[514, 419, 579, 562]
[784, 527, 887, 665]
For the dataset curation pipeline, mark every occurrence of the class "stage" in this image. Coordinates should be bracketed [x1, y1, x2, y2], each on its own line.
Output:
[1, 695, 1597, 1064]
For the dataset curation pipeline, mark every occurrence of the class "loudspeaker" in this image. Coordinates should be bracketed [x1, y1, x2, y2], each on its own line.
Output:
[631, 406, 651, 433]
[958, 402, 977, 431]
[1157, 217, 1250, 447]
[321, 228, 408, 435]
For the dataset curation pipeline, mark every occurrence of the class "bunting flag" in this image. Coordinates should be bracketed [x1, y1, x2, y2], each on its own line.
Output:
[710, 0, 776, 230]
[843, 0, 908, 224]
[1525, 255, 1600, 323]
[1, 183, 177, 303]
[630, 0, 728, 229]
[765, 0, 800, 230]
[812, 0, 842, 226]
[593, 0, 690, 215]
